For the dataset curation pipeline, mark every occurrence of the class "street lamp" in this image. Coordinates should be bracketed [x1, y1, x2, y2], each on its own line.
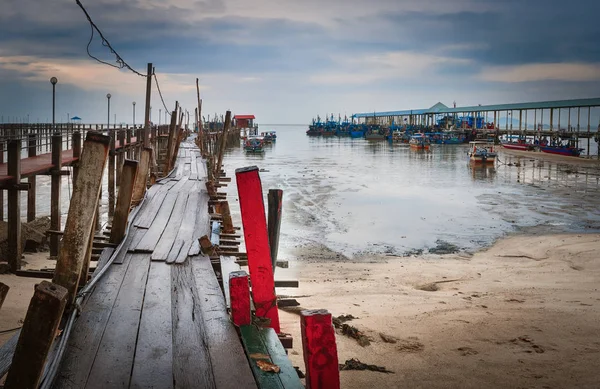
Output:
[132, 101, 136, 127]
[107, 93, 111, 131]
[159, 109, 162, 126]
[50, 77, 58, 129]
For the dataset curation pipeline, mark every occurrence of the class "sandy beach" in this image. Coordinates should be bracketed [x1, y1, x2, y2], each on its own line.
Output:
[279, 233, 600, 388]
[2, 234, 599, 388]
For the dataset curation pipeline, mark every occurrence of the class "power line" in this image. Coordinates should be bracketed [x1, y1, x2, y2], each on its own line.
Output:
[75, 0, 146, 77]
[153, 71, 171, 116]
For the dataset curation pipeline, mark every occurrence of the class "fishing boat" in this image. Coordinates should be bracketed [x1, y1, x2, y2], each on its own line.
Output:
[349, 124, 365, 138]
[261, 131, 277, 143]
[501, 137, 534, 151]
[539, 144, 583, 157]
[468, 141, 496, 164]
[409, 133, 431, 150]
[244, 136, 265, 153]
[364, 125, 387, 140]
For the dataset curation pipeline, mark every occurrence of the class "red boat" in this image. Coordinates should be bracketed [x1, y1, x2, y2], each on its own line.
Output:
[539, 145, 583, 157]
[501, 141, 534, 151]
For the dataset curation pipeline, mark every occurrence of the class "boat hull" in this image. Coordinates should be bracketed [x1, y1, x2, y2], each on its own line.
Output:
[410, 144, 430, 150]
[350, 131, 364, 138]
[365, 134, 386, 140]
[539, 146, 582, 157]
[502, 143, 533, 151]
[469, 155, 496, 164]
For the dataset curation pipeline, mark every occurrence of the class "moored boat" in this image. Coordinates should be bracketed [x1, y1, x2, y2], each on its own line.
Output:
[539, 145, 583, 157]
[501, 137, 534, 151]
[409, 133, 431, 150]
[468, 141, 496, 164]
[244, 136, 265, 153]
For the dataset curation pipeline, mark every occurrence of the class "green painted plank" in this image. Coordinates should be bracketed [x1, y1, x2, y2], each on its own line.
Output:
[259, 328, 304, 389]
[240, 325, 284, 389]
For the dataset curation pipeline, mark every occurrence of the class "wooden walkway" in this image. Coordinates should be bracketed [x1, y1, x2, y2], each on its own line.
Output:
[53, 139, 257, 389]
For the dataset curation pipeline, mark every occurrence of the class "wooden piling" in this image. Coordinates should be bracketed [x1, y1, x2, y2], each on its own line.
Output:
[132, 147, 152, 205]
[110, 159, 138, 244]
[235, 166, 280, 333]
[3, 281, 68, 389]
[108, 127, 116, 217]
[215, 111, 231, 179]
[267, 189, 283, 272]
[7, 140, 22, 272]
[53, 132, 110, 305]
[220, 201, 235, 234]
[300, 309, 340, 389]
[164, 106, 178, 174]
[50, 134, 62, 257]
[0, 282, 8, 310]
[0, 141, 4, 222]
[229, 270, 251, 326]
[72, 131, 82, 184]
[27, 133, 37, 222]
[117, 126, 125, 184]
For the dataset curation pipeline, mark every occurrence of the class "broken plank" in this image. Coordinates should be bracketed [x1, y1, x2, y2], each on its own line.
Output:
[130, 261, 173, 389]
[85, 253, 151, 389]
[220, 256, 242, 308]
[151, 190, 189, 261]
[134, 191, 178, 252]
[91, 247, 115, 279]
[191, 256, 257, 389]
[169, 190, 207, 264]
[133, 190, 168, 229]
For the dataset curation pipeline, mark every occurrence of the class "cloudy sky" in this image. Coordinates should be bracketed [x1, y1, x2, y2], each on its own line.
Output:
[0, 0, 599, 124]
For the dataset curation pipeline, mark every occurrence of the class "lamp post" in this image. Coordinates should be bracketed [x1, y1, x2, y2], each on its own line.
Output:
[133, 101, 136, 127]
[159, 108, 162, 126]
[50, 77, 58, 130]
[107, 93, 111, 131]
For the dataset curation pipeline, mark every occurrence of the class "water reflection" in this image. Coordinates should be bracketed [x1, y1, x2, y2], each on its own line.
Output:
[223, 127, 600, 258]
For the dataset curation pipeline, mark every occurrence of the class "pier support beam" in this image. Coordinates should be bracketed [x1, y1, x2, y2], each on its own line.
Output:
[110, 159, 138, 244]
[132, 147, 152, 205]
[0, 141, 4, 222]
[229, 270, 251, 326]
[301, 309, 340, 389]
[267, 189, 283, 273]
[143, 63, 153, 148]
[27, 133, 36, 222]
[236, 166, 280, 333]
[550, 108, 554, 131]
[50, 134, 62, 258]
[3, 281, 68, 389]
[108, 128, 115, 217]
[7, 140, 21, 272]
[518, 110, 523, 132]
[53, 132, 110, 305]
[72, 131, 82, 184]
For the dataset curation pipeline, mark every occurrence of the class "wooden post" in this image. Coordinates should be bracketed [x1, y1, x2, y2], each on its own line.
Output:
[3, 281, 68, 389]
[220, 201, 235, 234]
[235, 166, 280, 332]
[50, 134, 62, 257]
[164, 106, 178, 174]
[0, 282, 8, 310]
[229, 270, 251, 326]
[215, 111, 231, 178]
[126, 125, 132, 159]
[301, 309, 340, 389]
[108, 127, 116, 217]
[27, 133, 37, 222]
[72, 131, 82, 184]
[132, 147, 152, 205]
[116, 126, 125, 184]
[110, 159, 138, 244]
[7, 140, 22, 272]
[0, 141, 4, 222]
[79, 214, 96, 287]
[196, 78, 204, 155]
[143, 63, 153, 148]
[267, 189, 283, 272]
[53, 132, 110, 305]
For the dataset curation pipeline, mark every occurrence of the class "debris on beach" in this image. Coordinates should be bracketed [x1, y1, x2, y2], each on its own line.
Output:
[339, 358, 394, 374]
[397, 338, 425, 352]
[341, 324, 371, 346]
[428, 240, 461, 255]
[256, 360, 280, 373]
[457, 346, 479, 356]
[332, 314, 357, 328]
[379, 333, 398, 344]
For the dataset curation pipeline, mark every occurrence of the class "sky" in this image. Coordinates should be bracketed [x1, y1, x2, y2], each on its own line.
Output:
[0, 0, 599, 125]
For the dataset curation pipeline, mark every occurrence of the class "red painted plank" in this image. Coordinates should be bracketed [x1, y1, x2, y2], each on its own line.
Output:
[0, 149, 77, 182]
[235, 166, 280, 333]
[300, 309, 340, 389]
[229, 271, 251, 326]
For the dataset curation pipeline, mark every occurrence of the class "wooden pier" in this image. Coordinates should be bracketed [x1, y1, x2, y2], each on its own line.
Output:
[0, 112, 340, 389]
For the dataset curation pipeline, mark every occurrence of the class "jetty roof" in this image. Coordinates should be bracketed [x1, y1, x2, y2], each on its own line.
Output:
[233, 114, 255, 119]
[352, 98, 600, 118]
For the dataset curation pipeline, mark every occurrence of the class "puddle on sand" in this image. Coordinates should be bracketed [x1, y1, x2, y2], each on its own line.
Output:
[222, 126, 600, 260]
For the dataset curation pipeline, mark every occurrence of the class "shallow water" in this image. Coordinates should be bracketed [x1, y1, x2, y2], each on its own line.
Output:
[223, 126, 600, 259]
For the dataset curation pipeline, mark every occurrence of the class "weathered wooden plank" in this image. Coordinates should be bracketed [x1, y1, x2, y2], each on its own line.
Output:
[133, 190, 168, 229]
[260, 328, 304, 389]
[4, 281, 68, 389]
[190, 151, 198, 180]
[134, 191, 178, 252]
[220, 256, 241, 308]
[0, 331, 19, 378]
[171, 262, 216, 389]
[211, 221, 221, 245]
[129, 261, 173, 389]
[301, 309, 340, 389]
[53, 253, 133, 389]
[235, 166, 280, 332]
[267, 189, 283, 272]
[168, 190, 201, 264]
[168, 175, 190, 193]
[152, 190, 189, 261]
[240, 325, 284, 389]
[191, 257, 257, 389]
[85, 253, 151, 389]
[131, 147, 152, 205]
[187, 190, 211, 257]
[91, 247, 115, 280]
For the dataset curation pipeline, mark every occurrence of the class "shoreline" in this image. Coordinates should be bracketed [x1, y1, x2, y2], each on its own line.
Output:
[278, 232, 600, 388]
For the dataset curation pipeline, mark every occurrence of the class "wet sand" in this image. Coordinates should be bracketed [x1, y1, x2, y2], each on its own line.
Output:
[278, 233, 600, 388]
